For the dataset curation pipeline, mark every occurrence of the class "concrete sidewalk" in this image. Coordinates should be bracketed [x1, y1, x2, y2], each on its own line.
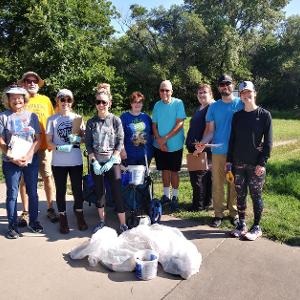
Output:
[0, 182, 299, 300]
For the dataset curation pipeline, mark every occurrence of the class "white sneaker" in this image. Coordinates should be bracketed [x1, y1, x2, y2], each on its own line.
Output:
[244, 225, 262, 241]
[231, 222, 248, 238]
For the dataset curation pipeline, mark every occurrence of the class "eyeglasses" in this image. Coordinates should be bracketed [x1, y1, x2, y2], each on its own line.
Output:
[160, 89, 171, 93]
[60, 98, 73, 103]
[95, 100, 109, 106]
[25, 79, 39, 84]
[218, 82, 232, 87]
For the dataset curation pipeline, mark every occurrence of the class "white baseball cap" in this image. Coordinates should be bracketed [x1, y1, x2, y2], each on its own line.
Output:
[239, 81, 255, 92]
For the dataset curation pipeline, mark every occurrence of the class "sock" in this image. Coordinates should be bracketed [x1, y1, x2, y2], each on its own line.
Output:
[172, 189, 178, 198]
[163, 187, 170, 198]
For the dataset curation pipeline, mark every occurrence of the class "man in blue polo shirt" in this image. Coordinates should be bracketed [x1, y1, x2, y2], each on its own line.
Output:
[152, 80, 186, 210]
[197, 75, 243, 227]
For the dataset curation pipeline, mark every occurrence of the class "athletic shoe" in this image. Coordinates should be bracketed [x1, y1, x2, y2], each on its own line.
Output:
[47, 208, 59, 223]
[229, 216, 240, 227]
[244, 225, 262, 241]
[170, 196, 179, 212]
[18, 211, 29, 227]
[119, 224, 129, 233]
[5, 225, 20, 239]
[210, 217, 223, 228]
[59, 213, 70, 234]
[231, 222, 248, 238]
[74, 210, 88, 231]
[28, 221, 44, 233]
[160, 195, 171, 206]
[92, 221, 105, 234]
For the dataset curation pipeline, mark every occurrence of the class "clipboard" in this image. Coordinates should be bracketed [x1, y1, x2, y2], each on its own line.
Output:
[186, 152, 208, 171]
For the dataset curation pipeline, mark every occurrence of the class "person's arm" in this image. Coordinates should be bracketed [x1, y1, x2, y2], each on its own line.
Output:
[152, 122, 167, 152]
[85, 119, 96, 162]
[226, 116, 236, 164]
[194, 121, 214, 153]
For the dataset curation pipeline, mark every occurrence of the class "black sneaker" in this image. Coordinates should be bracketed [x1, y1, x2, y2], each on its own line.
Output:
[160, 195, 171, 206]
[28, 221, 44, 233]
[5, 225, 20, 239]
[229, 216, 239, 227]
[119, 224, 129, 234]
[210, 217, 223, 228]
[47, 208, 59, 223]
[92, 220, 105, 234]
[170, 196, 179, 212]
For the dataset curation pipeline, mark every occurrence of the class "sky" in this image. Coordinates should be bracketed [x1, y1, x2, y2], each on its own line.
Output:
[110, 0, 300, 34]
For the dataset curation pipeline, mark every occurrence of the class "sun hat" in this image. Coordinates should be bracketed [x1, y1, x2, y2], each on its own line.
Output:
[18, 71, 45, 88]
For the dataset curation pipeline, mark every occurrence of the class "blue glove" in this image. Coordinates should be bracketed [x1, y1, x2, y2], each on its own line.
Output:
[68, 134, 81, 144]
[56, 145, 73, 152]
[100, 155, 119, 174]
[92, 160, 102, 175]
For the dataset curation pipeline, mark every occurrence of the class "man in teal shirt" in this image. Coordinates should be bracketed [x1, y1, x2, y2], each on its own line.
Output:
[152, 80, 186, 210]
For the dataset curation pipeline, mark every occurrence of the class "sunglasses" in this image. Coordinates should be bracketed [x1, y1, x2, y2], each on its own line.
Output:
[160, 89, 171, 93]
[95, 100, 109, 106]
[219, 82, 232, 87]
[25, 79, 39, 84]
[60, 98, 73, 103]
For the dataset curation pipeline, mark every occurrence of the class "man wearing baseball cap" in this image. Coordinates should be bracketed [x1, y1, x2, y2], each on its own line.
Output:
[196, 74, 244, 227]
[227, 81, 272, 240]
[18, 71, 58, 225]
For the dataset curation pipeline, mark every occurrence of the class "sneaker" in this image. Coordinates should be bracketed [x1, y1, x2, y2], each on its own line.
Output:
[231, 222, 248, 238]
[18, 211, 29, 227]
[119, 224, 129, 234]
[59, 213, 70, 234]
[160, 195, 171, 206]
[5, 225, 20, 239]
[244, 225, 262, 241]
[28, 221, 44, 233]
[210, 217, 223, 228]
[47, 208, 59, 223]
[229, 216, 240, 227]
[92, 220, 105, 234]
[170, 196, 179, 212]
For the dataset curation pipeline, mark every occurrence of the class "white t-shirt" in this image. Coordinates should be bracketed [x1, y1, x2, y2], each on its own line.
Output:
[46, 112, 83, 166]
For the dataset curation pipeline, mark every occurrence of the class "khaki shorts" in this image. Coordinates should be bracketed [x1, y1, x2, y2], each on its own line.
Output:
[38, 149, 52, 178]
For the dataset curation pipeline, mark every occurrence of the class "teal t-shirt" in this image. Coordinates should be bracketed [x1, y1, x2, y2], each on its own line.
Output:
[206, 98, 243, 154]
[152, 97, 186, 152]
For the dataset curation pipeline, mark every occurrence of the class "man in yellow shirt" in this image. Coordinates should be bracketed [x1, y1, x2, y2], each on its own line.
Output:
[18, 71, 58, 225]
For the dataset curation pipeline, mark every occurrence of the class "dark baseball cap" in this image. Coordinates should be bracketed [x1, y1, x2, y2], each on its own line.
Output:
[218, 74, 233, 84]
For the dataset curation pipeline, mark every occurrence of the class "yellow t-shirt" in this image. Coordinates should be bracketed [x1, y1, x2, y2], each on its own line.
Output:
[26, 94, 55, 150]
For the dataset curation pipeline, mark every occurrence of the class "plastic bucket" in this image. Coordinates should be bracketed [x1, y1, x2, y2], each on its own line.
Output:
[134, 249, 159, 280]
[128, 165, 146, 185]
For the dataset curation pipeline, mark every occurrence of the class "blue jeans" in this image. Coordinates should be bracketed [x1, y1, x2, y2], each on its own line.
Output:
[2, 154, 39, 226]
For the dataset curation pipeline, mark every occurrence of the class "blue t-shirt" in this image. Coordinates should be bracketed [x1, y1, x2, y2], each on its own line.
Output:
[206, 98, 243, 154]
[120, 111, 153, 165]
[152, 97, 186, 152]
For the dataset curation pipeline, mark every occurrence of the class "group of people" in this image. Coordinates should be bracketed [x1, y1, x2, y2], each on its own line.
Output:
[0, 71, 272, 242]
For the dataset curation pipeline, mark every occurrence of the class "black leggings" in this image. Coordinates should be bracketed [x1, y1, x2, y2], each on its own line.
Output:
[91, 164, 125, 213]
[234, 164, 265, 226]
[52, 165, 84, 212]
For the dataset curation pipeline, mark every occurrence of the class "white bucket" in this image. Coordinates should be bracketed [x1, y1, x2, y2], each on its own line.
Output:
[134, 249, 159, 280]
[127, 165, 146, 185]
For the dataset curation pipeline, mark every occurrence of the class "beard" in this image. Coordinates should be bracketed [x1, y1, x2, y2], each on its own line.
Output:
[220, 90, 231, 96]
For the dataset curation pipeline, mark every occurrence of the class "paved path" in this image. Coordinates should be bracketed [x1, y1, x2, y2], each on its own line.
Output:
[0, 183, 299, 300]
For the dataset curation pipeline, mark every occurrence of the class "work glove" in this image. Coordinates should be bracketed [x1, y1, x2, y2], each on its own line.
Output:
[100, 155, 120, 174]
[68, 134, 81, 144]
[225, 163, 234, 183]
[92, 159, 102, 175]
[56, 144, 73, 153]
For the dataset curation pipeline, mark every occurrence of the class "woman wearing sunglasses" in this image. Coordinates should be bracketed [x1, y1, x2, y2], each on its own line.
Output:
[46, 89, 88, 234]
[0, 85, 42, 239]
[120, 91, 153, 166]
[85, 84, 128, 234]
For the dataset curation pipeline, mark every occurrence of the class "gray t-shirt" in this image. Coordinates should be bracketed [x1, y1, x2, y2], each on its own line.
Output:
[46, 112, 83, 166]
[0, 110, 41, 161]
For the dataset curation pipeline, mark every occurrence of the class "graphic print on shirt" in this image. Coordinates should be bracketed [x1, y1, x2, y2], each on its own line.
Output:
[57, 120, 72, 143]
[128, 119, 147, 146]
[10, 115, 35, 138]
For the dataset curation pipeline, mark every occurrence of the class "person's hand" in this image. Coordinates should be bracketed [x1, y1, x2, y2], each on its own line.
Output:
[225, 162, 232, 172]
[160, 144, 168, 152]
[92, 159, 102, 175]
[255, 165, 265, 176]
[195, 143, 206, 153]
[68, 134, 81, 144]
[100, 155, 120, 174]
[56, 145, 73, 152]
[193, 149, 202, 156]
[120, 148, 127, 160]
[11, 157, 27, 167]
[156, 136, 167, 147]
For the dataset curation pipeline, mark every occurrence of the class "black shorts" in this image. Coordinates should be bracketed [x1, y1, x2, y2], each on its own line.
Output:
[154, 147, 183, 172]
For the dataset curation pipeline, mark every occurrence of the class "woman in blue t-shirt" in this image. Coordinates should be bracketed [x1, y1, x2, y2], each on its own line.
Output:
[120, 91, 153, 166]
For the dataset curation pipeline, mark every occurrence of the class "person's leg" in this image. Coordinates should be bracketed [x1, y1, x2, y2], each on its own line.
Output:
[211, 154, 226, 219]
[69, 165, 88, 231]
[189, 171, 202, 210]
[203, 170, 212, 208]
[18, 176, 29, 226]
